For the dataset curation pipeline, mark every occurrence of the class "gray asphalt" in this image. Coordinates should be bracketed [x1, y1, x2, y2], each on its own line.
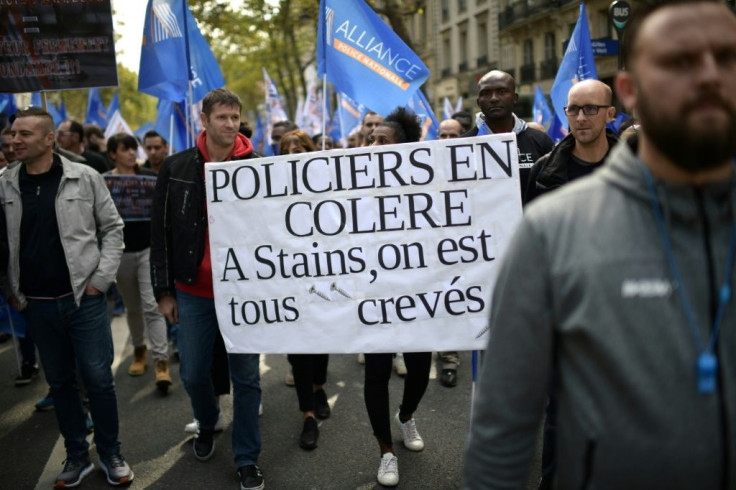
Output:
[0, 315, 541, 489]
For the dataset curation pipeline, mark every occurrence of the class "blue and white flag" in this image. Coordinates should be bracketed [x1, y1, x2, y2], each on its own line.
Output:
[30, 92, 42, 107]
[550, 2, 598, 131]
[337, 91, 366, 144]
[532, 85, 553, 127]
[547, 111, 567, 143]
[317, 0, 430, 116]
[85, 88, 108, 128]
[606, 111, 630, 134]
[454, 96, 463, 114]
[328, 109, 342, 145]
[407, 89, 439, 141]
[263, 68, 289, 148]
[139, 0, 225, 102]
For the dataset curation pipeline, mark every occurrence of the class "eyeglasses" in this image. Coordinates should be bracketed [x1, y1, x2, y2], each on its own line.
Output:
[564, 105, 611, 116]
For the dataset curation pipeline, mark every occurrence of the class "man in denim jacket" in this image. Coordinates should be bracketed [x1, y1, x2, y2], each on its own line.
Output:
[0, 107, 132, 487]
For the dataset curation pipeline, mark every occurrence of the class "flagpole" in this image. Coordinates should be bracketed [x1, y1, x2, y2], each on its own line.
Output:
[321, 75, 327, 150]
[169, 113, 175, 156]
[181, 0, 194, 149]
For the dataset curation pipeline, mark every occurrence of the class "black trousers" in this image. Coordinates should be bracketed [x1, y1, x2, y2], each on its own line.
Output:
[364, 352, 431, 448]
[212, 330, 230, 396]
[287, 354, 329, 412]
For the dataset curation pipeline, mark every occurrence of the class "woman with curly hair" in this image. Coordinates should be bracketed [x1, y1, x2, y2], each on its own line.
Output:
[364, 107, 431, 487]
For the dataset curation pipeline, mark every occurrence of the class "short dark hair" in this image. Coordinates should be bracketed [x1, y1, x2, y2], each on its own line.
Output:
[143, 130, 167, 146]
[65, 120, 84, 140]
[273, 120, 298, 132]
[362, 111, 379, 124]
[379, 107, 422, 144]
[202, 88, 242, 117]
[15, 107, 55, 133]
[621, 0, 724, 70]
[84, 124, 104, 139]
[1, 126, 12, 136]
[107, 133, 138, 154]
[239, 121, 253, 138]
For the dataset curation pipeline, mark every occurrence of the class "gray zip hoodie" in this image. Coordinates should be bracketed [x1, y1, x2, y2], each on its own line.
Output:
[464, 139, 736, 490]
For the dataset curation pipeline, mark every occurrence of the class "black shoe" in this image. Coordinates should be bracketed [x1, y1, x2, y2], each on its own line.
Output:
[314, 388, 331, 420]
[15, 362, 39, 387]
[193, 429, 215, 461]
[238, 464, 264, 490]
[299, 416, 319, 450]
[440, 369, 457, 388]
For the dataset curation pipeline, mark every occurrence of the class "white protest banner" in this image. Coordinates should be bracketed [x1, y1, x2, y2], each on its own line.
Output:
[205, 134, 522, 353]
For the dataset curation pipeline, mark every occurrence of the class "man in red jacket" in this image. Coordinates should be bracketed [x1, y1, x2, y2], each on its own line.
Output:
[150, 88, 264, 490]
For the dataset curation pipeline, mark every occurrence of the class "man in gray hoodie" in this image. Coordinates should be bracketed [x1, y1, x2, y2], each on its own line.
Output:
[464, 1, 736, 489]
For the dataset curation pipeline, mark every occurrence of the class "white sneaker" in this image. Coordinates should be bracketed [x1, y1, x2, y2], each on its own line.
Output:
[259, 403, 263, 416]
[394, 412, 424, 451]
[376, 452, 399, 487]
[358, 353, 365, 365]
[393, 353, 407, 377]
[184, 412, 225, 434]
[285, 369, 295, 386]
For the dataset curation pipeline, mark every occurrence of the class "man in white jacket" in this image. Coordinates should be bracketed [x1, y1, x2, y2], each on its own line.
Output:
[0, 107, 132, 488]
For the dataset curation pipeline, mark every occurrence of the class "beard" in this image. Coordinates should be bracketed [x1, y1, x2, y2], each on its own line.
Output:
[636, 86, 736, 173]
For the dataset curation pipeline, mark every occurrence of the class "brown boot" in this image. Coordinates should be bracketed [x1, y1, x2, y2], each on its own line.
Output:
[128, 345, 147, 376]
[155, 359, 172, 393]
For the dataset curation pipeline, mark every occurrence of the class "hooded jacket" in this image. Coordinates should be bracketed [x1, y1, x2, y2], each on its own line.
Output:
[524, 129, 619, 204]
[464, 138, 736, 490]
[150, 132, 257, 300]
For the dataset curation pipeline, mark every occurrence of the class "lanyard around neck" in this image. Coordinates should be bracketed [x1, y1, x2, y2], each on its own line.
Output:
[638, 159, 736, 361]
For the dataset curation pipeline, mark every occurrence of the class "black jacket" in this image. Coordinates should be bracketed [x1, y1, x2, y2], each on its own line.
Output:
[150, 146, 259, 300]
[464, 125, 554, 197]
[524, 129, 619, 205]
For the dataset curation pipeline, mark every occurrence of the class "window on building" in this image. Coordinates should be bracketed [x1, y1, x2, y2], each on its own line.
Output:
[442, 0, 449, 22]
[523, 39, 534, 65]
[442, 32, 451, 76]
[501, 44, 515, 70]
[477, 18, 488, 65]
[598, 9, 613, 38]
[458, 0, 467, 13]
[544, 32, 556, 60]
[459, 23, 468, 70]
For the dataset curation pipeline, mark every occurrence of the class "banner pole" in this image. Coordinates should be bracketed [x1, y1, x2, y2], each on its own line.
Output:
[169, 114, 175, 156]
[321, 74, 327, 150]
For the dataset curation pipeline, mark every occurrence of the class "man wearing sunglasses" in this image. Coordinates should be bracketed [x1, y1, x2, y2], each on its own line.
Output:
[525, 79, 618, 204]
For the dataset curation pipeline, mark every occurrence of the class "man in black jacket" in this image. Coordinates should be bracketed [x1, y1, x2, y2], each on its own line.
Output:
[465, 70, 554, 196]
[150, 88, 265, 490]
[525, 80, 618, 205]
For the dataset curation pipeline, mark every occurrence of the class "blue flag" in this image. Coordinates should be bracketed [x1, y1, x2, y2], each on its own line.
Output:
[337, 92, 366, 143]
[86, 88, 108, 128]
[135, 122, 155, 141]
[328, 109, 342, 144]
[139, 0, 225, 102]
[184, 5, 225, 102]
[106, 91, 120, 122]
[547, 112, 567, 143]
[607, 112, 630, 134]
[47, 103, 63, 126]
[251, 113, 264, 154]
[549, 2, 597, 131]
[30, 92, 42, 107]
[317, 0, 430, 116]
[0, 94, 17, 117]
[155, 99, 190, 152]
[59, 96, 68, 122]
[406, 89, 439, 141]
[263, 68, 289, 150]
[533, 85, 553, 127]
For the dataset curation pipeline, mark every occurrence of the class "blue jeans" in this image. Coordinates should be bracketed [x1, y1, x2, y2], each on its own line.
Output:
[25, 294, 120, 460]
[177, 290, 261, 467]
